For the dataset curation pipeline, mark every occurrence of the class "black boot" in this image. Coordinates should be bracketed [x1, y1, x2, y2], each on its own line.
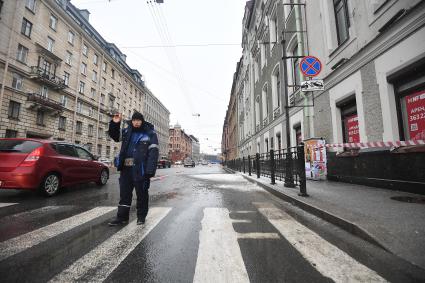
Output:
[108, 218, 129, 226]
[137, 217, 145, 225]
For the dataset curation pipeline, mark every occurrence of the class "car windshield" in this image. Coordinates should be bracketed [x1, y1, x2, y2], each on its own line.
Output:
[0, 140, 42, 153]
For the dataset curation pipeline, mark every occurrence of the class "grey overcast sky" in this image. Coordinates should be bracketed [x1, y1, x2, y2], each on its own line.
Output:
[72, 0, 247, 154]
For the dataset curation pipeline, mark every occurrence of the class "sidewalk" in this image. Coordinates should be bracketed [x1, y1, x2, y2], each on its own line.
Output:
[225, 168, 425, 270]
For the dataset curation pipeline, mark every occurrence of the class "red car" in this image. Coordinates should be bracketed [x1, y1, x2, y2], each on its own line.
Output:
[0, 138, 109, 196]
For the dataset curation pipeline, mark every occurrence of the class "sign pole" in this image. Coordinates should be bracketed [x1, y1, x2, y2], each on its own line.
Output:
[281, 31, 295, 188]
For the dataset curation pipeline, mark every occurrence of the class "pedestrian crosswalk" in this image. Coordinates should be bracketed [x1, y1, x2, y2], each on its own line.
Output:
[0, 202, 390, 282]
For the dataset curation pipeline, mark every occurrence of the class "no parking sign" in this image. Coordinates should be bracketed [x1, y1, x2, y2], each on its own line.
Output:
[300, 56, 322, 77]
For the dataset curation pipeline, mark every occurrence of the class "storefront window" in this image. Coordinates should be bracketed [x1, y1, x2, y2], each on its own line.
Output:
[399, 89, 425, 140]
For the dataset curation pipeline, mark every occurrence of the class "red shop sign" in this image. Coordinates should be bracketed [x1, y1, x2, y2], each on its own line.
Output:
[405, 90, 425, 140]
[345, 114, 359, 143]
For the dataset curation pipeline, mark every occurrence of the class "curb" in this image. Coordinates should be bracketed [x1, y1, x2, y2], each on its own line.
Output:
[223, 167, 390, 253]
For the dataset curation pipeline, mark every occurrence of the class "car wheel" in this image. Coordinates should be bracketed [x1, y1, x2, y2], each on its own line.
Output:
[97, 169, 109, 186]
[39, 173, 60, 197]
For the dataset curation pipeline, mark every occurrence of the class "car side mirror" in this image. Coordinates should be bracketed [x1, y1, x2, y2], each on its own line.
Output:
[93, 155, 99, 161]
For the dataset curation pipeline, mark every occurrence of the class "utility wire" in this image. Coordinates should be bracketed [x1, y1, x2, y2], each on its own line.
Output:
[121, 43, 240, 48]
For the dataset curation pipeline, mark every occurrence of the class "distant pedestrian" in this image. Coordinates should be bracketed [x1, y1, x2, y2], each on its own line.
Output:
[108, 112, 159, 226]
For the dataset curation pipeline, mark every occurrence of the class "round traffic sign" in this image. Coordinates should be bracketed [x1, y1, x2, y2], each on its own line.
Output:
[300, 56, 322, 77]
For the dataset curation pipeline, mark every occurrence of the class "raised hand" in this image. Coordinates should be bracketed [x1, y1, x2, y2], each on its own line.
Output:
[112, 113, 122, 123]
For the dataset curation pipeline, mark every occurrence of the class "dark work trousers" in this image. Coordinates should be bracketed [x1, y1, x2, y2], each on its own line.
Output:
[117, 166, 150, 220]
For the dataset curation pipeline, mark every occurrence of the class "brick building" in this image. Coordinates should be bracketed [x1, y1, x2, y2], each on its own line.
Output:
[168, 123, 192, 163]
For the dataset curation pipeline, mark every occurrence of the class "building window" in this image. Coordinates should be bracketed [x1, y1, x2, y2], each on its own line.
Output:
[100, 93, 105, 104]
[270, 137, 274, 150]
[21, 18, 32, 38]
[333, 0, 350, 45]
[80, 62, 87, 75]
[97, 144, 102, 156]
[68, 31, 74, 45]
[98, 128, 103, 139]
[40, 85, 48, 97]
[58, 116, 66, 130]
[16, 44, 28, 63]
[106, 146, 110, 156]
[5, 129, 18, 138]
[82, 44, 88, 56]
[36, 110, 45, 126]
[59, 95, 67, 108]
[77, 101, 83, 113]
[397, 87, 425, 141]
[49, 14, 58, 30]
[12, 73, 23, 90]
[88, 124, 94, 137]
[272, 66, 281, 109]
[111, 69, 115, 79]
[76, 121, 83, 134]
[92, 70, 97, 82]
[338, 98, 358, 143]
[291, 43, 300, 91]
[79, 81, 85, 94]
[269, 16, 277, 47]
[90, 88, 96, 99]
[25, 0, 36, 12]
[265, 138, 269, 152]
[47, 36, 54, 52]
[102, 77, 106, 87]
[8, 101, 20, 119]
[294, 124, 302, 145]
[89, 107, 94, 117]
[262, 84, 268, 120]
[276, 133, 282, 151]
[93, 53, 98, 65]
[102, 61, 107, 72]
[63, 72, 70, 86]
[66, 51, 72, 65]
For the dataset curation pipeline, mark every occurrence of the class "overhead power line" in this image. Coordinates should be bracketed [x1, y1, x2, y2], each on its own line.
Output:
[121, 43, 241, 48]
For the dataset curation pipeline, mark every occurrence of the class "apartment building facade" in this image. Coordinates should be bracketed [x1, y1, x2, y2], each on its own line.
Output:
[168, 123, 192, 163]
[189, 135, 200, 162]
[224, 0, 425, 191]
[0, 0, 169, 161]
[143, 88, 170, 158]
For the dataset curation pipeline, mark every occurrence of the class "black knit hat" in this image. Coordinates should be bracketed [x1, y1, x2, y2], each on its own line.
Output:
[131, 112, 144, 121]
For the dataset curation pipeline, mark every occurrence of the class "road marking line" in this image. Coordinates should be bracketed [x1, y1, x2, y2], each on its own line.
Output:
[0, 206, 115, 261]
[253, 202, 387, 283]
[0, 206, 71, 223]
[49, 207, 171, 283]
[237, 232, 280, 239]
[0, 203, 18, 208]
[231, 219, 252, 223]
[233, 211, 256, 214]
[193, 208, 250, 283]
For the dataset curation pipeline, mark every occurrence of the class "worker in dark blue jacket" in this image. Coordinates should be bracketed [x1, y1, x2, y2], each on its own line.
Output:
[107, 111, 159, 226]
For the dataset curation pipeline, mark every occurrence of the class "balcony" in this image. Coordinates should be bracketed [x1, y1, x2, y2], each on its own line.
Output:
[29, 66, 67, 90]
[256, 124, 260, 132]
[263, 117, 269, 127]
[26, 92, 65, 116]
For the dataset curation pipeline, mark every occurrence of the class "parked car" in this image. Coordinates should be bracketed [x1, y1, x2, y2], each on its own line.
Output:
[201, 160, 209, 165]
[184, 158, 195, 167]
[0, 138, 109, 196]
[98, 158, 113, 167]
[157, 156, 171, 168]
[175, 160, 183, 165]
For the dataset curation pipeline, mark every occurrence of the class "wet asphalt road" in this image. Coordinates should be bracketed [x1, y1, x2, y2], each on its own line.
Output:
[0, 165, 424, 283]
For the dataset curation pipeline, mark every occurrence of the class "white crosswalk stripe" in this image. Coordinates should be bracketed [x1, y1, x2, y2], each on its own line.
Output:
[194, 208, 250, 283]
[49, 207, 171, 283]
[0, 206, 115, 261]
[0, 203, 18, 208]
[0, 206, 71, 223]
[254, 202, 387, 283]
